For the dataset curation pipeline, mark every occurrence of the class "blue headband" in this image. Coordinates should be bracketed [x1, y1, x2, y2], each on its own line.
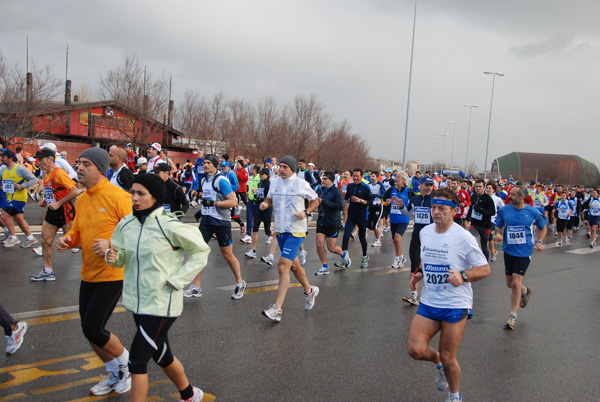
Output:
[431, 198, 458, 207]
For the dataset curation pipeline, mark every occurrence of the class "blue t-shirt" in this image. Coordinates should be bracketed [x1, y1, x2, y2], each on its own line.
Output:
[388, 186, 411, 224]
[495, 204, 547, 257]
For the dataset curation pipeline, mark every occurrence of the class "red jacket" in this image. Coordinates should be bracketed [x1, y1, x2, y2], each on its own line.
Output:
[235, 167, 249, 193]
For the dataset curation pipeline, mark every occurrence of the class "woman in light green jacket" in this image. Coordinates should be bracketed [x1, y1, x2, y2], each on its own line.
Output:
[105, 174, 210, 402]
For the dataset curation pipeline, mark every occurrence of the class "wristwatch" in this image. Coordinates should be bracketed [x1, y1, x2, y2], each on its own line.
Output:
[461, 272, 469, 282]
[537, 240, 544, 245]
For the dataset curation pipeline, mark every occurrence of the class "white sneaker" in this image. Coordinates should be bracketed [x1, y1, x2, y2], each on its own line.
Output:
[304, 286, 319, 311]
[90, 372, 119, 396]
[261, 254, 274, 266]
[6, 321, 27, 355]
[114, 366, 131, 394]
[435, 364, 449, 391]
[190, 201, 198, 208]
[180, 386, 204, 402]
[3, 237, 20, 248]
[183, 285, 203, 298]
[371, 239, 382, 247]
[241, 234, 252, 244]
[299, 250, 307, 265]
[266, 236, 272, 245]
[32, 246, 43, 256]
[72, 248, 80, 253]
[21, 237, 38, 248]
[245, 249, 257, 258]
[391, 256, 406, 269]
[262, 304, 282, 322]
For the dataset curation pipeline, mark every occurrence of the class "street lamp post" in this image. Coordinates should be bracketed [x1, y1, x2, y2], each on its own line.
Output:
[463, 104, 479, 174]
[401, 0, 418, 172]
[438, 133, 449, 172]
[448, 121, 456, 168]
[433, 141, 441, 173]
[483, 71, 505, 180]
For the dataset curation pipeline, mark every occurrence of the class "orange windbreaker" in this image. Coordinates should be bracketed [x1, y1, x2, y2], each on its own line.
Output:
[65, 179, 132, 282]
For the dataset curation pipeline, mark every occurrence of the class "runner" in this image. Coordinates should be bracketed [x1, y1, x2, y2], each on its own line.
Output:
[468, 180, 496, 261]
[145, 143, 167, 172]
[153, 163, 189, 215]
[108, 147, 133, 191]
[553, 192, 574, 246]
[406, 187, 490, 402]
[245, 168, 273, 259]
[55, 147, 133, 396]
[0, 149, 39, 248]
[259, 156, 320, 322]
[449, 176, 471, 230]
[242, 164, 261, 244]
[105, 174, 210, 402]
[314, 171, 344, 275]
[486, 182, 504, 261]
[184, 155, 246, 300]
[494, 185, 547, 330]
[30, 149, 78, 281]
[338, 170, 352, 226]
[581, 189, 600, 248]
[380, 168, 395, 233]
[368, 171, 386, 247]
[382, 171, 411, 269]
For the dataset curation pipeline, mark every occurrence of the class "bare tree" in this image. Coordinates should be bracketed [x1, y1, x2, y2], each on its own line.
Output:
[224, 98, 256, 157]
[74, 82, 94, 102]
[466, 161, 479, 176]
[0, 52, 62, 143]
[289, 94, 327, 159]
[98, 53, 169, 145]
[196, 92, 228, 155]
[174, 90, 203, 148]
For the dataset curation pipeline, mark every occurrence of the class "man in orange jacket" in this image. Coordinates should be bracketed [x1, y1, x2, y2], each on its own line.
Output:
[56, 147, 133, 397]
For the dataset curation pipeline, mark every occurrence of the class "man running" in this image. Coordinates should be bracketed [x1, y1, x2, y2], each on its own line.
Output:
[0, 149, 39, 248]
[30, 149, 78, 281]
[406, 188, 490, 402]
[108, 147, 133, 191]
[382, 171, 411, 269]
[259, 156, 319, 322]
[368, 171, 386, 247]
[55, 147, 133, 396]
[184, 154, 246, 300]
[314, 171, 344, 275]
[145, 143, 167, 172]
[582, 189, 600, 247]
[468, 180, 496, 260]
[449, 176, 470, 229]
[153, 163, 189, 215]
[494, 185, 547, 330]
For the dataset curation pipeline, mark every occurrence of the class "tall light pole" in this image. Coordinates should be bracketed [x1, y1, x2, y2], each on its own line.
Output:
[401, 0, 418, 172]
[433, 141, 441, 173]
[438, 133, 449, 172]
[448, 121, 456, 168]
[463, 104, 479, 173]
[483, 71, 505, 180]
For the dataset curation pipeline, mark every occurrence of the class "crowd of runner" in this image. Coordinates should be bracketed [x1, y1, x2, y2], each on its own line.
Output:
[1, 141, 599, 401]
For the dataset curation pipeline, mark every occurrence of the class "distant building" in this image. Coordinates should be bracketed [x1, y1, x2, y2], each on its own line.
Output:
[493, 152, 600, 186]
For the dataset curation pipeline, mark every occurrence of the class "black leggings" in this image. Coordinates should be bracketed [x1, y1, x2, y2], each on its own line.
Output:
[470, 225, 490, 261]
[342, 217, 367, 256]
[129, 314, 176, 375]
[252, 207, 272, 235]
[0, 303, 17, 336]
[79, 280, 123, 348]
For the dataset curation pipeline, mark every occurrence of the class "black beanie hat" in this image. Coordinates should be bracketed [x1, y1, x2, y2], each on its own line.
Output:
[133, 174, 166, 205]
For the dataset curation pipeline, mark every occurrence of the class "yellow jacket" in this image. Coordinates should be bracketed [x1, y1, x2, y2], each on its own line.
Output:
[65, 179, 132, 282]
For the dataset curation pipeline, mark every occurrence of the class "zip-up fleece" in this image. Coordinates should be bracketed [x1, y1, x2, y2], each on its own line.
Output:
[65, 179, 132, 282]
[108, 207, 211, 317]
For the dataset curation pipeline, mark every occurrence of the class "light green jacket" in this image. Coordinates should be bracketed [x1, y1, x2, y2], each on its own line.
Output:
[108, 207, 211, 317]
[247, 173, 260, 201]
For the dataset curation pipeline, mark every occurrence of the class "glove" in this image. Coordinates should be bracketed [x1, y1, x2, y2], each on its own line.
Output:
[201, 199, 215, 207]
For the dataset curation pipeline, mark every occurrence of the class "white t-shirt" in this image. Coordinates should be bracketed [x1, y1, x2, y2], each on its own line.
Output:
[146, 156, 166, 173]
[267, 175, 317, 234]
[419, 223, 488, 309]
[491, 194, 504, 224]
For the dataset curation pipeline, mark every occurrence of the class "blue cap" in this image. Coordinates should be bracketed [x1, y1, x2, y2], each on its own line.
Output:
[221, 161, 230, 167]
[421, 176, 435, 184]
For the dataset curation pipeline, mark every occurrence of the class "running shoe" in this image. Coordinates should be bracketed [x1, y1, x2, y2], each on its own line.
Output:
[231, 280, 247, 300]
[304, 286, 319, 311]
[72, 248, 80, 253]
[183, 285, 203, 298]
[490, 251, 497, 261]
[1, 232, 8, 242]
[392, 256, 406, 269]
[299, 250, 307, 265]
[435, 364, 449, 391]
[504, 315, 516, 330]
[556, 241, 562, 246]
[262, 304, 282, 322]
[32, 246, 43, 256]
[21, 237, 38, 248]
[180, 386, 204, 402]
[334, 258, 346, 268]
[371, 239, 382, 247]
[402, 295, 420, 306]
[266, 236, 272, 244]
[350, 231, 356, 240]
[360, 255, 369, 268]
[261, 254, 274, 266]
[3, 237, 20, 248]
[315, 266, 330, 275]
[90, 372, 119, 395]
[190, 201, 198, 208]
[6, 321, 28, 355]
[30, 269, 56, 282]
[114, 366, 131, 394]
[342, 250, 351, 268]
[240, 234, 252, 244]
[590, 241, 596, 248]
[446, 393, 462, 402]
[520, 286, 533, 308]
[245, 249, 257, 259]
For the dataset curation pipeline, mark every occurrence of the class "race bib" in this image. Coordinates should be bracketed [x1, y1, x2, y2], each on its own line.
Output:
[533, 199, 542, 208]
[414, 206, 431, 224]
[44, 186, 56, 204]
[471, 210, 483, 220]
[590, 207, 600, 216]
[202, 188, 215, 215]
[423, 264, 451, 292]
[506, 226, 526, 245]
[2, 180, 14, 194]
[557, 205, 570, 220]
[162, 204, 171, 213]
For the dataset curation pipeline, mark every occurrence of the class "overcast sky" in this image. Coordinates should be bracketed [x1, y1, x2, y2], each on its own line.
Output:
[2, 0, 599, 171]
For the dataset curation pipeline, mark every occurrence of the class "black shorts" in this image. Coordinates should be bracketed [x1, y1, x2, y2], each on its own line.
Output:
[44, 205, 75, 228]
[367, 204, 383, 230]
[391, 222, 408, 237]
[556, 218, 568, 233]
[504, 253, 531, 277]
[2, 206, 23, 217]
[316, 225, 340, 238]
[382, 204, 391, 219]
[199, 223, 232, 247]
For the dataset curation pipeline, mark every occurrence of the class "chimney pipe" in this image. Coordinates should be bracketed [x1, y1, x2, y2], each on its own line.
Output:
[74, 95, 79, 102]
[167, 100, 174, 127]
[26, 73, 33, 107]
[65, 80, 72, 105]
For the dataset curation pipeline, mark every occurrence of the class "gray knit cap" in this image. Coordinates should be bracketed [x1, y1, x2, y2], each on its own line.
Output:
[279, 155, 297, 172]
[79, 147, 109, 176]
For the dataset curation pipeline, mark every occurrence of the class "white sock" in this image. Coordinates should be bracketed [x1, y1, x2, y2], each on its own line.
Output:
[9, 235, 17, 240]
[268, 254, 274, 258]
[3, 227, 8, 234]
[43, 267, 53, 273]
[26, 235, 34, 241]
[510, 312, 517, 319]
[116, 349, 129, 368]
[105, 358, 119, 374]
